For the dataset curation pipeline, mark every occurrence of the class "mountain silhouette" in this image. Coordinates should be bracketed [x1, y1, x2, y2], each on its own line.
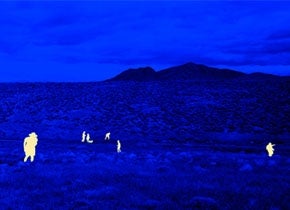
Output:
[108, 67, 157, 81]
[242, 72, 280, 80]
[157, 62, 245, 80]
[108, 62, 279, 81]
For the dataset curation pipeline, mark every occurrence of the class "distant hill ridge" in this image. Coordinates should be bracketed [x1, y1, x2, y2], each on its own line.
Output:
[108, 62, 280, 81]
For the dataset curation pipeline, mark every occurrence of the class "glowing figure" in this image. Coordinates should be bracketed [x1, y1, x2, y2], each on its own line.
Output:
[86, 133, 94, 143]
[117, 140, 121, 153]
[82, 131, 86, 142]
[266, 142, 275, 157]
[105, 132, 110, 140]
[23, 132, 38, 162]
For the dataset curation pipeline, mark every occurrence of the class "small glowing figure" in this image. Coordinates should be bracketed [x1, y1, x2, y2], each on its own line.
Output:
[23, 132, 38, 162]
[266, 142, 275, 157]
[105, 132, 111, 140]
[117, 140, 121, 153]
[86, 133, 94, 143]
[81, 131, 86, 142]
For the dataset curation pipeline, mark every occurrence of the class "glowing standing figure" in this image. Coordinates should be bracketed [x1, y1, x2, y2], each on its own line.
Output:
[105, 132, 111, 141]
[117, 140, 121, 153]
[266, 142, 275, 157]
[81, 131, 86, 142]
[86, 133, 94, 143]
[23, 132, 38, 162]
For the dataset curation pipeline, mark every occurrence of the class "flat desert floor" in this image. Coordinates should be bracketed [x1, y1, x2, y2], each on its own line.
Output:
[0, 140, 289, 209]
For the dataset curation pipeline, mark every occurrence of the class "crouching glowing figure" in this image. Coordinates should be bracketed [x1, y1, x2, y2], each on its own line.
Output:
[23, 132, 38, 162]
[266, 142, 275, 157]
[117, 140, 121, 153]
[86, 133, 94, 143]
[105, 132, 110, 140]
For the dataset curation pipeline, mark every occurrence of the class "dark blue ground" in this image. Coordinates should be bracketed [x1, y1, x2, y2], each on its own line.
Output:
[0, 139, 289, 209]
[0, 80, 289, 209]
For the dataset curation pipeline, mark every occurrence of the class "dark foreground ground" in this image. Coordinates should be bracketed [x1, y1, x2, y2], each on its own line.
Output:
[0, 79, 289, 209]
[0, 140, 289, 209]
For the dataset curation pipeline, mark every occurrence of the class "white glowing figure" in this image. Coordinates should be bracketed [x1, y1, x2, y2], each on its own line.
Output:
[105, 132, 111, 140]
[86, 133, 94, 143]
[266, 142, 275, 157]
[117, 140, 121, 153]
[82, 131, 86, 142]
[23, 132, 38, 162]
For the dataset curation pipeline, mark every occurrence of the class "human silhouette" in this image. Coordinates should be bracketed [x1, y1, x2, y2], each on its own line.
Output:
[23, 132, 38, 162]
[117, 140, 121, 153]
[266, 142, 275, 157]
[105, 132, 110, 140]
[82, 131, 86, 142]
[86, 133, 93, 143]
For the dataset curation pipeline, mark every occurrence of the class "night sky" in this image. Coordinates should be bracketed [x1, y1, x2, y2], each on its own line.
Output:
[0, 1, 290, 82]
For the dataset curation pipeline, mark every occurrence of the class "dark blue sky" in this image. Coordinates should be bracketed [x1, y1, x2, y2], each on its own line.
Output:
[1, 1, 290, 81]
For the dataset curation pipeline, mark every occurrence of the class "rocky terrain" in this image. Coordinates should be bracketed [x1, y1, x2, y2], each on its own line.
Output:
[0, 78, 289, 145]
